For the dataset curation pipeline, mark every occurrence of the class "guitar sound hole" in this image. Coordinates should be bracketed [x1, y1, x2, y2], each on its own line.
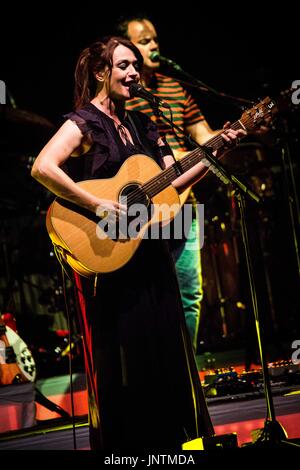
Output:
[119, 184, 148, 206]
[116, 184, 153, 239]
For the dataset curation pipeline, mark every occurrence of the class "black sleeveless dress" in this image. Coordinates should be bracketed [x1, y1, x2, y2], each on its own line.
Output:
[63, 103, 213, 450]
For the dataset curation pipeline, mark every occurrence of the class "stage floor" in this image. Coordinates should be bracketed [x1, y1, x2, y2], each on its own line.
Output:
[0, 388, 299, 450]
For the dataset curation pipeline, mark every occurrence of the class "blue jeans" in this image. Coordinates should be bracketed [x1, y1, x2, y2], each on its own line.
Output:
[170, 213, 203, 352]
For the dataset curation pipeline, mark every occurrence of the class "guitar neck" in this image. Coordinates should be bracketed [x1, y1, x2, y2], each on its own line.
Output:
[143, 120, 245, 198]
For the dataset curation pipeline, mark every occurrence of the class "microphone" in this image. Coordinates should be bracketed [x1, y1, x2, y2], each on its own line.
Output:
[149, 51, 183, 72]
[129, 82, 170, 109]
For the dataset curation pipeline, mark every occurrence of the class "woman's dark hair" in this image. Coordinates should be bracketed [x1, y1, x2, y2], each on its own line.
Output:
[74, 36, 143, 109]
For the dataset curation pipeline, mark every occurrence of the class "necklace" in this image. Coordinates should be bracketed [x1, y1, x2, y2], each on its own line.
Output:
[94, 98, 133, 146]
[110, 116, 133, 146]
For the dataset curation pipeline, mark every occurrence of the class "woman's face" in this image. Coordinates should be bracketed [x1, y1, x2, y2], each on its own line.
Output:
[108, 44, 140, 101]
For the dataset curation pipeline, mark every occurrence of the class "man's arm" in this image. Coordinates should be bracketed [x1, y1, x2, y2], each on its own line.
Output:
[162, 123, 246, 192]
[186, 119, 220, 145]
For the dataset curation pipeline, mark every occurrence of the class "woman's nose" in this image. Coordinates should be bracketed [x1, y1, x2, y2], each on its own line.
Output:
[128, 64, 138, 76]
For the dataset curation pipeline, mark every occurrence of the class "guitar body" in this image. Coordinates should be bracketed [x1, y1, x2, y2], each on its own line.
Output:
[0, 323, 36, 385]
[46, 95, 281, 276]
[179, 187, 191, 206]
[172, 149, 192, 205]
[47, 154, 180, 275]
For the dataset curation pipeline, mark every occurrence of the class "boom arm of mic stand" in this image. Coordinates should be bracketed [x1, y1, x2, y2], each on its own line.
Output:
[198, 145, 261, 204]
[163, 62, 255, 109]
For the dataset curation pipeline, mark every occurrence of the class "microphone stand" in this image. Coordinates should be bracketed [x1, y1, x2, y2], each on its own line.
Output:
[160, 58, 255, 109]
[279, 117, 300, 280]
[152, 105, 260, 201]
[153, 104, 299, 448]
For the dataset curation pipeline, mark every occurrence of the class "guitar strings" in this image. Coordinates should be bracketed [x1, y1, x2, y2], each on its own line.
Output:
[123, 130, 227, 206]
[122, 118, 250, 207]
[118, 105, 271, 208]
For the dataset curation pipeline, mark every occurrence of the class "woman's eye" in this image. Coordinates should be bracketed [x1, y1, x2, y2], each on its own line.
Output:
[118, 62, 140, 72]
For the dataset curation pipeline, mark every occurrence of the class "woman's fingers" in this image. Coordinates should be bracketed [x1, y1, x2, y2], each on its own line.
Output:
[116, 202, 128, 215]
[221, 126, 247, 147]
[223, 121, 231, 129]
[97, 200, 128, 219]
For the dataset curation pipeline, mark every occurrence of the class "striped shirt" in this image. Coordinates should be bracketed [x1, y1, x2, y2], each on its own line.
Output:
[126, 73, 204, 151]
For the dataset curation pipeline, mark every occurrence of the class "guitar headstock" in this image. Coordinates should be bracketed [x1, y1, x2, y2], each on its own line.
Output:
[240, 88, 299, 132]
[240, 97, 278, 131]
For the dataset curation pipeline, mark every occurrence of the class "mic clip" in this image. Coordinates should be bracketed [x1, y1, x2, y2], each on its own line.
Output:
[149, 52, 183, 73]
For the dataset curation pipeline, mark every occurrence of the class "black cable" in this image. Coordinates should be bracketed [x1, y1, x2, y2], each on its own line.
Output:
[35, 387, 70, 419]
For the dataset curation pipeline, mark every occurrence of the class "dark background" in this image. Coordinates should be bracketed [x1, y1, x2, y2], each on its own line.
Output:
[2, 3, 298, 124]
[1, 3, 299, 367]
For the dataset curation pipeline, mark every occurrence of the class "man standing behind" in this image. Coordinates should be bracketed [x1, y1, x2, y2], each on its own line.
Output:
[116, 16, 220, 351]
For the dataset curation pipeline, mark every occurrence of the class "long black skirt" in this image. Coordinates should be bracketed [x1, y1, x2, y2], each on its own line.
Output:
[73, 239, 213, 450]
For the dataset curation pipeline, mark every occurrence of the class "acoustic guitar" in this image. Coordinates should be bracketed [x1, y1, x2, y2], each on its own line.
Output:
[46, 96, 280, 277]
[172, 148, 193, 206]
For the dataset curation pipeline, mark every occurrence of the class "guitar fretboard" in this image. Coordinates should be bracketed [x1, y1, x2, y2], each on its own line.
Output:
[142, 120, 244, 198]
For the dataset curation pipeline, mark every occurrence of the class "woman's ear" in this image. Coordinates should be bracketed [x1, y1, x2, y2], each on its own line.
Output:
[95, 72, 104, 82]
